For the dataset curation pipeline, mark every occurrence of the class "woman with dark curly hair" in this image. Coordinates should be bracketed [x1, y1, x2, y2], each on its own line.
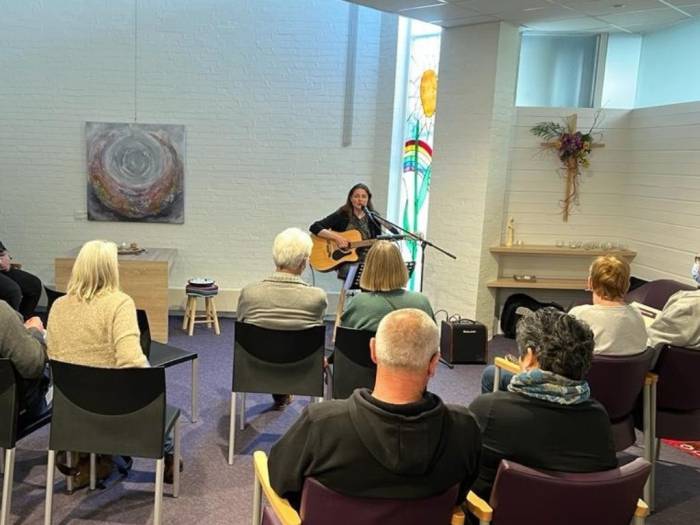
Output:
[468, 308, 617, 500]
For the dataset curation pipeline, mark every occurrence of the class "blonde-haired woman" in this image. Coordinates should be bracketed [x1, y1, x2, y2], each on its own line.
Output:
[568, 255, 647, 356]
[47, 240, 147, 368]
[340, 241, 434, 332]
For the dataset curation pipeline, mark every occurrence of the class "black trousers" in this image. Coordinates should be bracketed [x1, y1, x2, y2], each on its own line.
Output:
[0, 268, 42, 319]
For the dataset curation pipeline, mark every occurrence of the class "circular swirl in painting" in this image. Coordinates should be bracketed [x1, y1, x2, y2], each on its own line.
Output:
[87, 124, 183, 221]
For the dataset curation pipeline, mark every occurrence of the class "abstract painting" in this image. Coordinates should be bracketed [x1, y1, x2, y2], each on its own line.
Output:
[86, 122, 185, 223]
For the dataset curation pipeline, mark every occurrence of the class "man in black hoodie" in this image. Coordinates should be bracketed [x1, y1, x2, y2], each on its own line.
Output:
[269, 308, 482, 509]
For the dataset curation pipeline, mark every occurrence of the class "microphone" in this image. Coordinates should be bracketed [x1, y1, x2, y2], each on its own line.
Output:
[362, 206, 382, 230]
[366, 208, 400, 235]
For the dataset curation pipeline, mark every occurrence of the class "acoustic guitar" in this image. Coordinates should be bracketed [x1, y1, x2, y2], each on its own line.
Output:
[309, 230, 378, 272]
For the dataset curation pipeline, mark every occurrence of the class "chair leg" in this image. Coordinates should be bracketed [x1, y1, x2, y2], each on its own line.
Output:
[191, 357, 199, 423]
[642, 383, 652, 507]
[153, 458, 164, 525]
[44, 450, 56, 525]
[89, 453, 97, 490]
[650, 382, 657, 511]
[239, 393, 246, 431]
[252, 476, 262, 525]
[1, 448, 16, 525]
[171, 418, 181, 498]
[210, 299, 221, 335]
[228, 392, 236, 465]
[65, 451, 74, 493]
[325, 368, 334, 400]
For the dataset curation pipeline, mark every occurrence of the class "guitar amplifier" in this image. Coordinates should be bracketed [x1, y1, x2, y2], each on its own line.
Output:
[440, 320, 487, 364]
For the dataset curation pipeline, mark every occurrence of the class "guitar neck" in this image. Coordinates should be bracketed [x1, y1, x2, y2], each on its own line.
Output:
[348, 239, 376, 249]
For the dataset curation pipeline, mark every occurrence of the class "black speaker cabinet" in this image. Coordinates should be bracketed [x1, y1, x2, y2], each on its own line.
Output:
[440, 320, 487, 364]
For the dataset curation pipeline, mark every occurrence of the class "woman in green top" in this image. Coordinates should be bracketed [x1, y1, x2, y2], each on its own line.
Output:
[341, 241, 434, 332]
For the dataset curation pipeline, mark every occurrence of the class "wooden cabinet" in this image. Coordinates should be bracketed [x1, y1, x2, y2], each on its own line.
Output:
[487, 245, 637, 291]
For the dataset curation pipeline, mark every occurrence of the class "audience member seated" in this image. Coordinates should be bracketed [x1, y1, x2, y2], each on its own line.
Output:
[47, 240, 148, 369]
[0, 240, 43, 319]
[236, 227, 327, 409]
[45, 240, 183, 481]
[341, 240, 434, 331]
[482, 255, 647, 392]
[469, 308, 617, 501]
[268, 309, 481, 510]
[0, 299, 50, 429]
[647, 288, 700, 364]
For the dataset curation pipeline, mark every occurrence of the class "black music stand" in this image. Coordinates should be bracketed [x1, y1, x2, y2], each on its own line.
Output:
[344, 261, 416, 292]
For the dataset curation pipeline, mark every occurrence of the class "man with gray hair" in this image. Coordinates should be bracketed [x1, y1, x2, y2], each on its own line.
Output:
[237, 227, 327, 408]
[269, 308, 481, 509]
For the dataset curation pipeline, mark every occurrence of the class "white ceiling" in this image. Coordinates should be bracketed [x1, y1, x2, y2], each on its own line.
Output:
[347, 0, 700, 33]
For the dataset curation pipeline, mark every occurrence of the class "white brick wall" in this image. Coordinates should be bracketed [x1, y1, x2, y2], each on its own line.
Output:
[424, 22, 520, 331]
[0, 0, 398, 311]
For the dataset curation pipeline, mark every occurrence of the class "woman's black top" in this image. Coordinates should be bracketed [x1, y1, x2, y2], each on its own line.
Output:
[310, 209, 381, 239]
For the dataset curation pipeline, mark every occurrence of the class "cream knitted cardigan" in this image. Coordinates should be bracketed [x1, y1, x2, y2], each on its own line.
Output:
[47, 291, 148, 368]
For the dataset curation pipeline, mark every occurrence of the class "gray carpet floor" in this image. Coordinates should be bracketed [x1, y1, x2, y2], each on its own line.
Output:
[7, 318, 700, 524]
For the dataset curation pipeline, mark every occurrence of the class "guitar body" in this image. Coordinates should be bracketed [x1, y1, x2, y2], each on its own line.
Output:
[310, 230, 365, 272]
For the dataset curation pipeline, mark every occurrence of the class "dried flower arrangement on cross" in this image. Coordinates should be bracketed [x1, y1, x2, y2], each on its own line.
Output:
[530, 113, 604, 222]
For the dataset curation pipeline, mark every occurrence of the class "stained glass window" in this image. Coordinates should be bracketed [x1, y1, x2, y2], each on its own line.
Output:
[398, 20, 441, 290]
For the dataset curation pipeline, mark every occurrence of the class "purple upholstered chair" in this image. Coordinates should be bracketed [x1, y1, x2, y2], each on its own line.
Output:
[466, 458, 651, 525]
[625, 279, 695, 311]
[587, 347, 655, 451]
[646, 344, 700, 508]
[252, 451, 465, 525]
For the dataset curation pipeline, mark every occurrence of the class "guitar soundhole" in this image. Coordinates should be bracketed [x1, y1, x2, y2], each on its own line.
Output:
[331, 249, 349, 261]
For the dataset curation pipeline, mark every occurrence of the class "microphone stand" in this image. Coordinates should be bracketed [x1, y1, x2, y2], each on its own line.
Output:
[367, 210, 458, 369]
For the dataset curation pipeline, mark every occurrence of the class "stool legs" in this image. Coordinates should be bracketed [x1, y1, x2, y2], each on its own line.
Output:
[209, 298, 221, 335]
[188, 298, 196, 336]
[183, 295, 220, 336]
[181, 298, 191, 330]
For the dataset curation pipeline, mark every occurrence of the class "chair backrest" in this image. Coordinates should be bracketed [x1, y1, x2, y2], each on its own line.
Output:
[332, 327, 376, 399]
[489, 458, 650, 525]
[625, 279, 695, 311]
[299, 478, 458, 525]
[586, 347, 655, 420]
[0, 359, 19, 449]
[654, 345, 700, 411]
[49, 360, 167, 458]
[43, 286, 66, 316]
[136, 309, 152, 358]
[233, 322, 325, 397]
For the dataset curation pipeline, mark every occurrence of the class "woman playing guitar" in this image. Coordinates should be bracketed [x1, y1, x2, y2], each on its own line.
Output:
[309, 183, 382, 276]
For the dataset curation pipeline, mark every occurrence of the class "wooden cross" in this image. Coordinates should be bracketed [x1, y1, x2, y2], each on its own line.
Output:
[541, 114, 604, 222]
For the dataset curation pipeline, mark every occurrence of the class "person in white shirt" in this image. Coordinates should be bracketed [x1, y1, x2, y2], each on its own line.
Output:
[568, 255, 647, 357]
[481, 255, 646, 393]
[647, 289, 700, 364]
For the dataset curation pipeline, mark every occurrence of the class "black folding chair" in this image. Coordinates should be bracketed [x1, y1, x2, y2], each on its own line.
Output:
[228, 322, 325, 464]
[137, 309, 199, 422]
[331, 327, 376, 399]
[0, 359, 51, 525]
[44, 360, 182, 525]
[43, 286, 65, 318]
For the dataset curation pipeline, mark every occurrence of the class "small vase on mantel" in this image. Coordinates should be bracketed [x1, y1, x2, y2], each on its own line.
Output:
[505, 217, 515, 247]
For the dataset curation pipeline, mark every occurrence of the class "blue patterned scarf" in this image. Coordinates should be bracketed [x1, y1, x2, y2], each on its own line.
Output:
[508, 368, 590, 405]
